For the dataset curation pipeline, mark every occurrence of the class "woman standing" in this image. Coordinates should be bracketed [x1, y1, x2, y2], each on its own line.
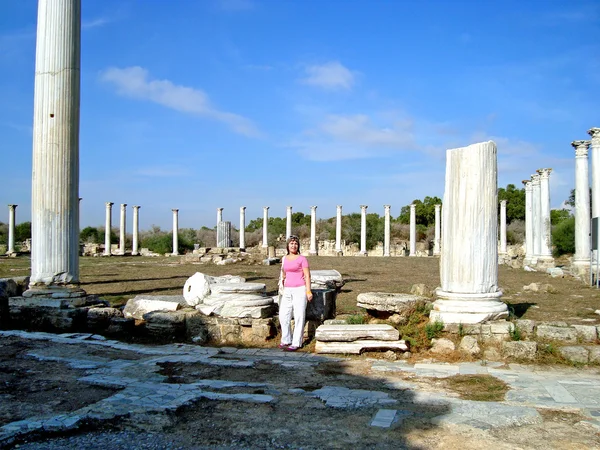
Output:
[279, 235, 313, 351]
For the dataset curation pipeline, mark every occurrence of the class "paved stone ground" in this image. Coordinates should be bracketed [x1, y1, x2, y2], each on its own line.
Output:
[1, 330, 600, 449]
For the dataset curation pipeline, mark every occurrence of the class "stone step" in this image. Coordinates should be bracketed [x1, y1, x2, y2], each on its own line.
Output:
[315, 339, 408, 354]
[315, 324, 399, 342]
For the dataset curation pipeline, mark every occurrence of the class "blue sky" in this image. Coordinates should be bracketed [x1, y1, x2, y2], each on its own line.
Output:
[1, 0, 599, 230]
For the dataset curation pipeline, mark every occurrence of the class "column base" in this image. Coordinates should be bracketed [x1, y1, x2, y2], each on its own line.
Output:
[18, 285, 104, 309]
[535, 255, 555, 270]
[383, 252, 390, 257]
[131, 252, 139, 256]
[309, 251, 318, 256]
[358, 251, 368, 257]
[430, 289, 508, 324]
[335, 251, 343, 257]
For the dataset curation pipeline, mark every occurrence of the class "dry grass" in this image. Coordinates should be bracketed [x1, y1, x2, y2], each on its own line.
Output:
[1, 254, 599, 326]
[436, 374, 510, 402]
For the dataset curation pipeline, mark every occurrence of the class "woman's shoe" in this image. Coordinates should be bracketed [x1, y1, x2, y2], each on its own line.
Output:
[278, 343, 290, 349]
[285, 346, 299, 352]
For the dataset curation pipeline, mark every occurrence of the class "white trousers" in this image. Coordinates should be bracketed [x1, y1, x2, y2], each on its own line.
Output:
[279, 285, 307, 348]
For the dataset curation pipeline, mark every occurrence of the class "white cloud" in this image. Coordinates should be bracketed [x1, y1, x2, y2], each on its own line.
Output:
[300, 61, 355, 90]
[100, 66, 261, 137]
[82, 17, 112, 29]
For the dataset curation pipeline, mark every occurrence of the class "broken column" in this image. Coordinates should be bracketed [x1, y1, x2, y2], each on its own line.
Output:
[359, 205, 368, 256]
[310, 206, 318, 255]
[409, 204, 416, 256]
[431, 141, 507, 324]
[7, 204, 17, 255]
[383, 205, 391, 257]
[119, 203, 127, 255]
[104, 202, 113, 256]
[27, 0, 83, 294]
[172, 208, 179, 256]
[216, 208, 223, 246]
[132, 205, 140, 256]
[572, 140, 591, 271]
[217, 221, 231, 248]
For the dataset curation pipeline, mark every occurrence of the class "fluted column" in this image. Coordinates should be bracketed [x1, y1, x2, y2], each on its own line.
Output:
[431, 141, 507, 324]
[335, 205, 343, 255]
[589, 128, 600, 262]
[104, 202, 113, 256]
[531, 173, 541, 262]
[172, 209, 179, 255]
[7, 205, 17, 255]
[217, 208, 223, 225]
[522, 180, 534, 265]
[216, 208, 224, 247]
[383, 205, 391, 256]
[119, 203, 127, 255]
[537, 168, 554, 265]
[262, 206, 269, 248]
[409, 204, 416, 256]
[286, 206, 292, 240]
[29, 0, 82, 289]
[309, 206, 318, 255]
[499, 200, 507, 255]
[132, 206, 140, 256]
[572, 141, 591, 268]
[359, 205, 368, 256]
[433, 204, 441, 256]
[239, 206, 246, 249]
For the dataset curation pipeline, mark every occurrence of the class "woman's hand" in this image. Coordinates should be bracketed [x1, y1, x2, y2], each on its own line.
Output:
[306, 290, 313, 302]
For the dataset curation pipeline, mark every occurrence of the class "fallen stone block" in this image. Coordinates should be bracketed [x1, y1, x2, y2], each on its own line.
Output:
[572, 325, 598, 342]
[123, 295, 187, 320]
[310, 270, 344, 291]
[144, 310, 188, 337]
[315, 339, 408, 354]
[315, 324, 400, 342]
[558, 346, 589, 364]
[502, 341, 537, 360]
[536, 325, 577, 343]
[87, 307, 123, 331]
[306, 289, 336, 321]
[357, 292, 426, 314]
[587, 346, 600, 364]
[458, 336, 480, 355]
[430, 338, 455, 354]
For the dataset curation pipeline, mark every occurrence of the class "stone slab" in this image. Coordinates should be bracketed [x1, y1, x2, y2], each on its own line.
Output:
[315, 339, 408, 354]
[315, 324, 400, 342]
[357, 292, 425, 314]
[123, 295, 187, 320]
[306, 289, 336, 322]
[310, 270, 344, 290]
[210, 283, 266, 294]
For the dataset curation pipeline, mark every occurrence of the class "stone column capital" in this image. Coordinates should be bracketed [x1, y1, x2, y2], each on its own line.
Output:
[133, 205, 140, 210]
[310, 205, 317, 212]
[105, 202, 114, 207]
[172, 209, 179, 213]
[500, 199, 507, 206]
[240, 206, 246, 211]
[531, 174, 541, 185]
[587, 127, 600, 141]
[336, 205, 342, 211]
[120, 203, 127, 209]
[384, 204, 391, 210]
[410, 203, 416, 209]
[217, 207, 223, 212]
[8, 204, 17, 210]
[572, 140, 591, 157]
[263, 206, 269, 211]
[360, 205, 368, 212]
[536, 168, 552, 179]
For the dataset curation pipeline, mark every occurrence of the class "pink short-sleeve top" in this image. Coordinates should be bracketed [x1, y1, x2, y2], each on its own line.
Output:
[283, 255, 309, 287]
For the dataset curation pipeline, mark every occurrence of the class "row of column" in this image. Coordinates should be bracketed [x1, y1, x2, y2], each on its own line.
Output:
[522, 168, 554, 266]
[216, 204, 443, 256]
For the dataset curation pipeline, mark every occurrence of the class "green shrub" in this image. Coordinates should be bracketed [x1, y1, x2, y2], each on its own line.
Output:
[346, 314, 367, 324]
[425, 320, 444, 340]
[141, 233, 194, 255]
[80, 226, 101, 243]
[509, 325, 522, 341]
[552, 216, 574, 257]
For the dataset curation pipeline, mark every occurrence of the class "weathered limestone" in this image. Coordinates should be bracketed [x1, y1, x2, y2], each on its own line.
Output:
[522, 180, 534, 266]
[217, 207, 223, 225]
[262, 206, 269, 248]
[7, 205, 17, 255]
[409, 204, 416, 256]
[316, 324, 400, 342]
[216, 208, 224, 247]
[104, 202, 113, 256]
[335, 205, 343, 255]
[357, 292, 426, 314]
[172, 209, 179, 256]
[433, 204, 441, 256]
[217, 221, 231, 248]
[310, 206, 318, 255]
[131, 205, 140, 256]
[239, 206, 246, 249]
[589, 128, 600, 262]
[119, 204, 127, 255]
[499, 200, 507, 255]
[359, 205, 368, 256]
[28, 0, 82, 290]
[431, 141, 507, 324]
[183, 273, 246, 306]
[537, 168, 554, 266]
[123, 295, 187, 320]
[383, 205, 391, 257]
[286, 206, 292, 240]
[316, 340, 408, 354]
[572, 140, 591, 270]
[310, 269, 344, 290]
[531, 174, 541, 262]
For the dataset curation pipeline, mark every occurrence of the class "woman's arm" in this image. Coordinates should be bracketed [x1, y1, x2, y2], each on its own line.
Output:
[302, 266, 313, 302]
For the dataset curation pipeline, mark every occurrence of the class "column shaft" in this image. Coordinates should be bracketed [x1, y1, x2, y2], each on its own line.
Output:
[172, 209, 179, 255]
[286, 206, 292, 240]
[132, 206, 140, 256]
[104, 202, 113, 256]
[409, 204, 416, 256]
[335, 205, 342, 254]
[537, 168, 553, 262]
[310, 206, 317, 255]
[383, 205, 391, 256]
[573, 141, 591, 265]
[262, 207, 269, 248]
[531, 174, 541, 259]
[360, 205, 368, 255]
[499, 200, 507, 254]
[239, 207, 246, 249]
[119, 204, 127, 255]
[433, 204, 441, 256]
[589, 128, 600, 262]
[523, 181, 534, 264]
[7, 205, 17, 255]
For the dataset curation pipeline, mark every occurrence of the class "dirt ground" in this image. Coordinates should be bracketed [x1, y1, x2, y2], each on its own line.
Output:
[2, 254, 599, 325]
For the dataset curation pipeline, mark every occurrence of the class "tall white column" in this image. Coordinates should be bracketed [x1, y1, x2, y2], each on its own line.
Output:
[431, 141, 507, 324]
[335, 205, 343, 255]
[172, 209, 179, 256]
[239, 206, 246, 249]
[499, 200, 507, 255]
[104, 202, 113, 256]
[29, 0, 82, 289]
[572, 140, 591, 268]
[359, 205, 368, 256]
[286, 206, 292, 240]
[309, 206, 318, 255]
[537, 168, 554, 265]
[262, 206, 269, 248]
[522, 180, 534, 265]
[216, 208, 224, 247]
[409, 204, 416, 256]
[383, 205, 391, 257]
[589, 128, 600, 262]
[7, 205, 17, 255]
[531, 173, 541, 262]
[217, 208, 223, 225]
[132, 205, 140, 256]
[433, 204, 441, 256]
[119, 203, 127, 255]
